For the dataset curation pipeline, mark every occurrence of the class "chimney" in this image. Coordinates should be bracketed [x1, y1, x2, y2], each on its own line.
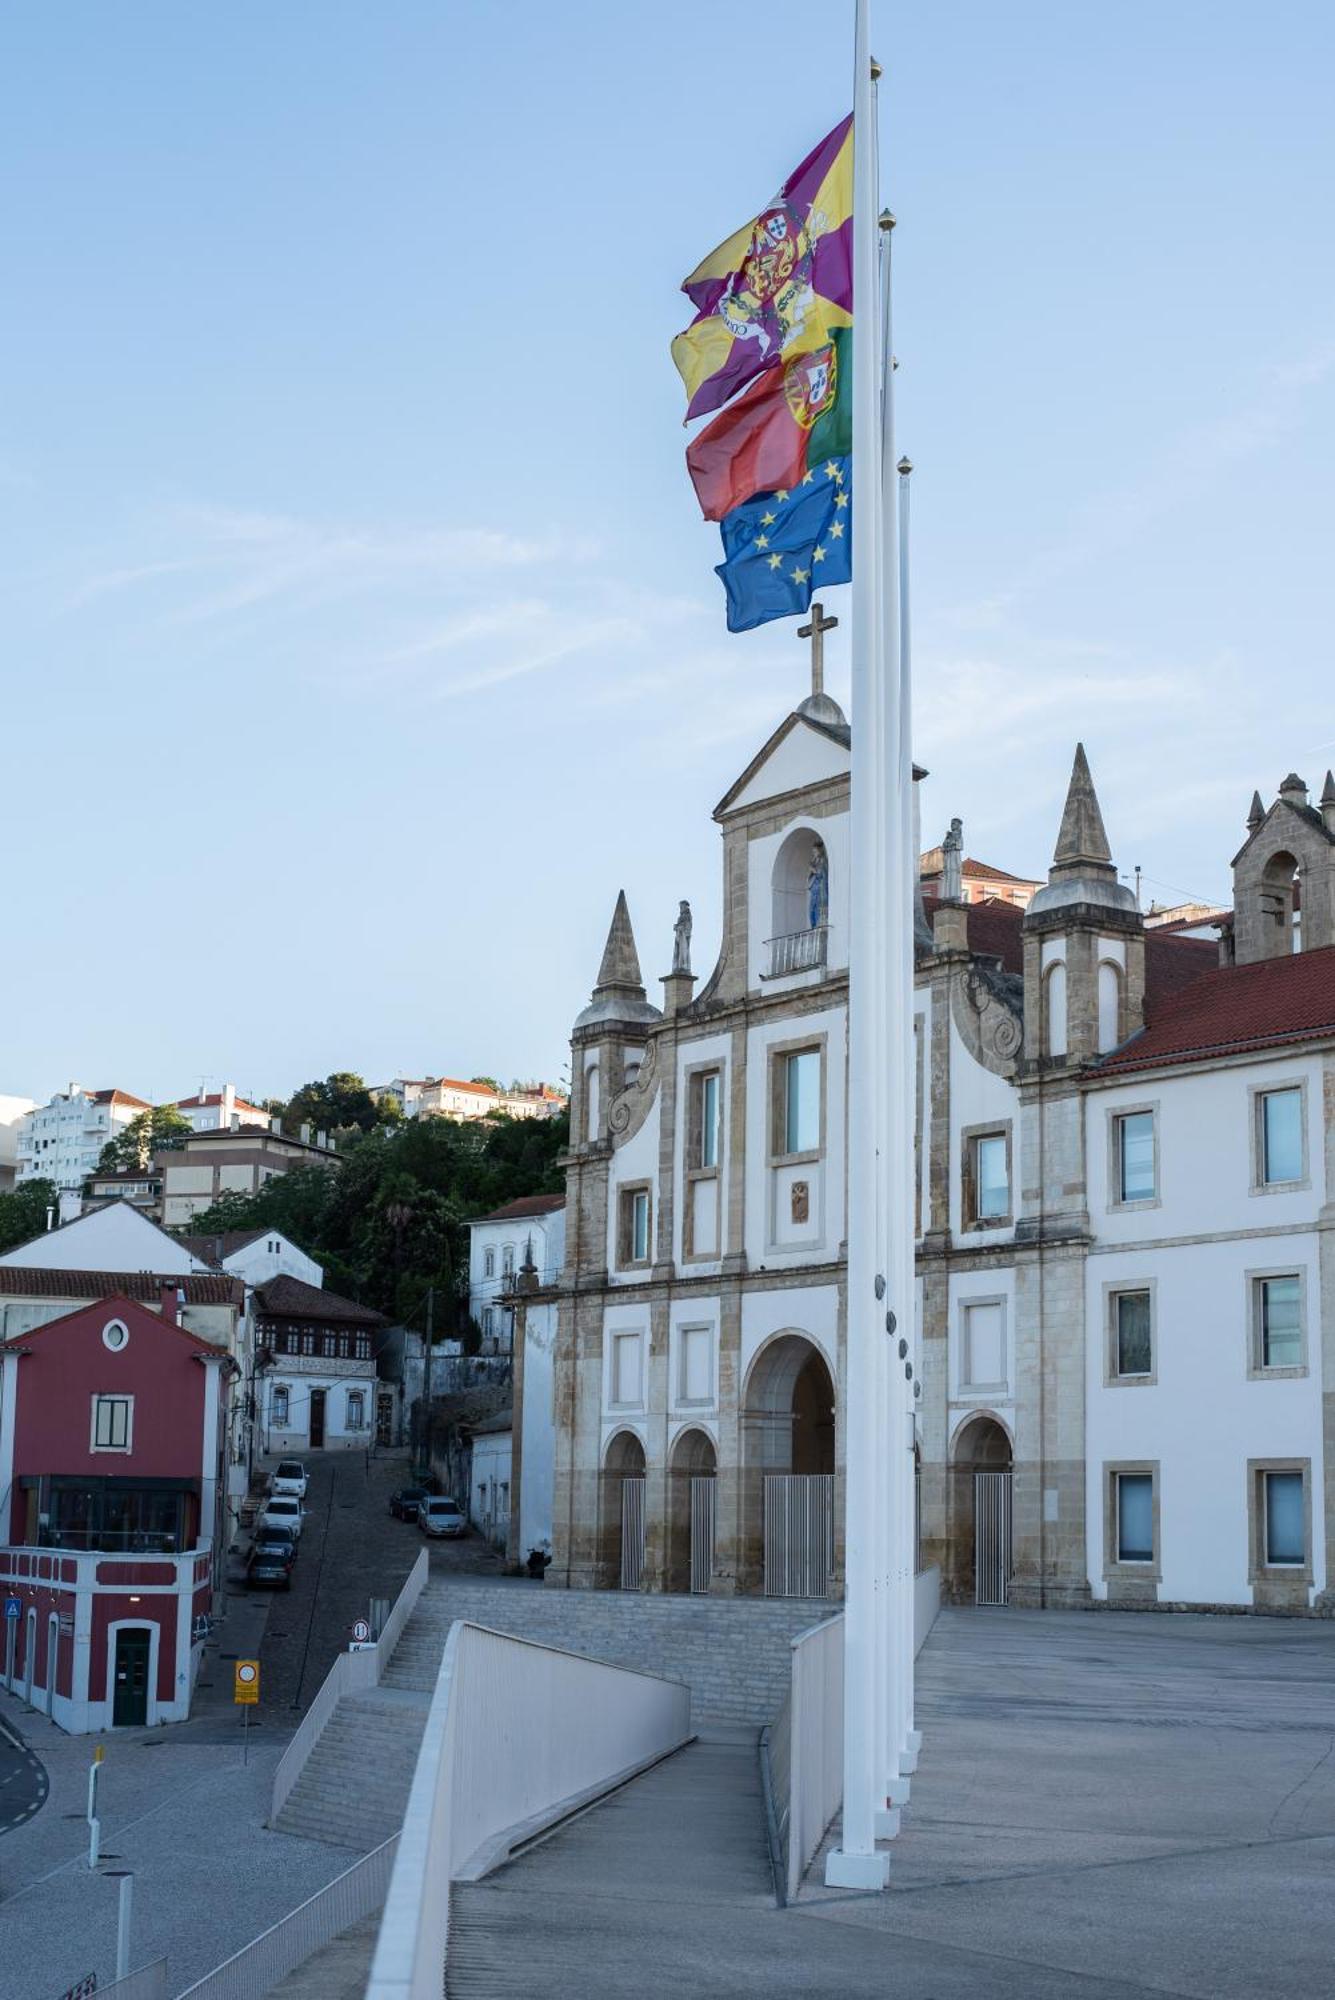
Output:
[222, 1083, 236, 1130]
[159, 1281, 180, 1326]
[300, 1122, 313, 1145]
[271, 1112, 283, 1135]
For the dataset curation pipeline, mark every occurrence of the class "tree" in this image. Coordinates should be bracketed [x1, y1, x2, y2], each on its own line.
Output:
[470, 1075, 501, 1092]
[280, 1071, 380, 1138]
[0, 1178, 59, 1254]
[98, 1104, 192, 1173]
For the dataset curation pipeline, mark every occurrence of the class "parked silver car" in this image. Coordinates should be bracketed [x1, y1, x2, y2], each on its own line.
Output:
[418, 1496, 466, 1539]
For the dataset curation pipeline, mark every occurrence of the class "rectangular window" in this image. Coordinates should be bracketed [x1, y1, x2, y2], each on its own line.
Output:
[1116, 1111, 1156, 1203]
[973, 1133, 1009, 1222]
[783, 1049, 820, 1156]
[695, 1070, 721, 1171]
[611, 1330, 643, 1406]
[91, 1395, 132, 1451]
[960, 1299, 1006, 1393]
[619, 1186, 651, 1266]
[1265, 1471, 1305, 1565]
[1114, 1291, 1152, 1378]
[678, 1324, 713, 1405]
[272, 1385, 290, 1426]
[1117, 1473, 1154, 1563]
[1259, 1275, 1302, 1370]
[1261, 1088, 1303, 1185]
[347, 1391, 365, 1430]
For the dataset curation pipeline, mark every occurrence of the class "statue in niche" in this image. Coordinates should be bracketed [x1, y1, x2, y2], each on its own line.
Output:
[942, 817, 964, 904]
[672, 900, 693, 975]
[807, 839, 829, 929]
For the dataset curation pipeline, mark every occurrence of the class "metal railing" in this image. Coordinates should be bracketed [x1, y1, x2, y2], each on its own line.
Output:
[766, 926, 828, 977]
[93, 1961, 168, 2000]
[174, 1839, 397, 2000]
[365, 1622, 692, 2000]
[763, 1474, 835, 1598]
[270, 1548, 429, 1824]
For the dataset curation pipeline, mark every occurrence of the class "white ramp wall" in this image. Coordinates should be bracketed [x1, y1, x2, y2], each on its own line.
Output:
[366, 1622, 692, 2000]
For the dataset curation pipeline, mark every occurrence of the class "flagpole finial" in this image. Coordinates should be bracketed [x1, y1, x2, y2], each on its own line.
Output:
[897, 456, 913, 476]
[870, 56, 883, 79]
[879, 209, 896, 231]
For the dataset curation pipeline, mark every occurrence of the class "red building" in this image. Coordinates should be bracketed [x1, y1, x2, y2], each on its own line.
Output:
[0, 1291, 231, 1731]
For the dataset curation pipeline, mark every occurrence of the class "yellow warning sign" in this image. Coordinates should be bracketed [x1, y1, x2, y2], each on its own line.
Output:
[234, 1659, 260, 1705]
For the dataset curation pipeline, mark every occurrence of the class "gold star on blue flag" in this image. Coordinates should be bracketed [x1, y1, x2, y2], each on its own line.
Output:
[714, 458, 851, 632]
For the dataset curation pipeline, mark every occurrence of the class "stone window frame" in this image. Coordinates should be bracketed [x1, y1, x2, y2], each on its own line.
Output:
[1102, 1460, 1161, 1586]
[271, 1383, 291, 1428]
[767, 1032, 828, 1168]
[1245, 1264, 1309, 1380]
[1246, 1457, 1313, 1605]
[607, 1326, 647, 1412]
[957, 1293, 1009, 1397]
[682, 1060, 724, 1264]
[1102, 1277, 1158, 1387]
[959, 1120, 1013, 1233]
[616, 1182, 653, 1270]
[1106, 1099, 1162, 1213]
[1248, 1077, 1310, 1196]
[673, 1320, 716, 1411]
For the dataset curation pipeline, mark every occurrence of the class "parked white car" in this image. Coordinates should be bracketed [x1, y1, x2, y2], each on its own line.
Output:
[258, 1494, 306, 1540]
[270, 1459, 309, 1499]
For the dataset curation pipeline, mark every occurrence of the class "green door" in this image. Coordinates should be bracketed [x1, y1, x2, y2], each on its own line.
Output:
[112, 1627, 151, 1726]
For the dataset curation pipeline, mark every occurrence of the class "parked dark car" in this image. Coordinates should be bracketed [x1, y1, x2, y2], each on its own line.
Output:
[246, 1526, 297, 1589]
[389, 1485, 432, 1520]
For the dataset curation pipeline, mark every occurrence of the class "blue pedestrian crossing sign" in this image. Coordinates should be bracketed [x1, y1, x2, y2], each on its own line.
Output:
[4, 1597, 20, 1620]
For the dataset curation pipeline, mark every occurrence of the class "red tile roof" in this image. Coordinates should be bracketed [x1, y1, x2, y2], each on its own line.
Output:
[473, 1193, 566, 1223]
[0, 1268, 243, 1305]
[1097, 944, 1335, 1075]
[90, 1089, 152, 1110]
[174, 1093, 267, 1114]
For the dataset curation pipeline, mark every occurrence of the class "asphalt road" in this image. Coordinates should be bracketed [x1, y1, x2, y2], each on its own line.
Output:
[0, 1712, 47, 1838]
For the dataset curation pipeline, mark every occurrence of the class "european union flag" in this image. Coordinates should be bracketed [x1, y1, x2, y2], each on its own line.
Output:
[714, 456, 851, 633]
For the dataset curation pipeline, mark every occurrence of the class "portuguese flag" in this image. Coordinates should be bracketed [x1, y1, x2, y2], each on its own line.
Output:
[686, 328, 852, 522]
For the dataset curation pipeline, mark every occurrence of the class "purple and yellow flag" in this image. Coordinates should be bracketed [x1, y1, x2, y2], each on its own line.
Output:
[671, 115, 853, 424]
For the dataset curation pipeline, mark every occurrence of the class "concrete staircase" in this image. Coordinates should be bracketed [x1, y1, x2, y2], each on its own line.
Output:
[273, 1574, 831, 1853]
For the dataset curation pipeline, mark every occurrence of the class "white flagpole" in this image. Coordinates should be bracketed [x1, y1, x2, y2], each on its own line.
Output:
[826, 0, 890, 1890]
[897, 450, 923, 1775]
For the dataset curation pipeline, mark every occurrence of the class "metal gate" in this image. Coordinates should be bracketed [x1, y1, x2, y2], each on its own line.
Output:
[689, 1476, 716, 1593]
[620, 1476, 646, 1591]
[974, 1469, 1012, 1606]
[763, 1473, 834, 1598]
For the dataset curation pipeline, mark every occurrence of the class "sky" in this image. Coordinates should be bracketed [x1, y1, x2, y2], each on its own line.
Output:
[3, 2, 1334, 1107]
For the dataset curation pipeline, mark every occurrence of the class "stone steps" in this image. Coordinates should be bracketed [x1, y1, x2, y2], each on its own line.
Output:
[273, 1696, 429, 1850]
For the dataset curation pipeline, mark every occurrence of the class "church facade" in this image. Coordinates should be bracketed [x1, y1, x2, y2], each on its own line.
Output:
[550, 681, 1335, 1615]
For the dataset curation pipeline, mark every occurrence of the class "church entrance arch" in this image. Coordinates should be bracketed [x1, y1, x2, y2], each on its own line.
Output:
[950, 1414, 1012, 1606]
[599, 1430, 646, 1591]
[742, 1334, 835, 1598]
[666, 1428, 717, 1594]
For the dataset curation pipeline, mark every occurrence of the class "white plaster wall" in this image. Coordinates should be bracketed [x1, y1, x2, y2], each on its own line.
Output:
[468, 1210, 562, 1326]
[223, 1235, 322, 1289]
[605, 1099, 661, 1283]
[1084, 1233, 1325, 1604]
[727, 721, 848, 815]
[740, 1284, 839, 1392]
[471, 1431, 512, 1539]
[745, 808, 851, 990]
[0, 1202, 207, 1273]
[668, 1295, 722, 1419]
[1088, 1053, 1326, 1247]
[521, 1298, 557, 1554]
[743, 1004, 846, 1272]
[914, 995, 931, 1242]
[671, 1030, 730, 1273]
[947, 1017, 1017, 1245]
[601, 1300, 650, 1447]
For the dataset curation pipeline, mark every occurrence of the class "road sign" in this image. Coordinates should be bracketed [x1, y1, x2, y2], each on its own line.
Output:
[233, 1660, 260, 1705]
[4, 1597, 20, 1621]
[351, 1619, 371, 1644]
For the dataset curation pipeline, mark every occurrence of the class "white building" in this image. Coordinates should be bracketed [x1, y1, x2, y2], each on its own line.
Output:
[16, 1087, 150, 1191]
[172, 1085, 269, 1133]
[255, 1275, 387, 1455]
[468, 1194, 564, 1560]
[178, 1226, 322, 1291]
[374, 1076, 567, 1124]
[470, 1415, 513, 1549]
[549, 679, 1335, 1615]
[0, 1095, 37, 1192]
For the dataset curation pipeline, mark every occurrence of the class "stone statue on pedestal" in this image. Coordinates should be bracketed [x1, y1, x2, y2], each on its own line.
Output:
[672, 900, 693, 975]
[808, 840, 829, 929]
[942, 818, 964, 904]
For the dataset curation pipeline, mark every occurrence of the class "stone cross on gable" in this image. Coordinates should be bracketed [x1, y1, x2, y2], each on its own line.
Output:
[797, 601, 838, 700]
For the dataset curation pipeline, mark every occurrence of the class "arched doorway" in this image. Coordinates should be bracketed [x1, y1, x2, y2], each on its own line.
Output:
[599, 1430, 646, 1591]
[743, 1334, 835, 1597]
[950, 1414, 1013, 1606]
[666, 1428, 717, 1594]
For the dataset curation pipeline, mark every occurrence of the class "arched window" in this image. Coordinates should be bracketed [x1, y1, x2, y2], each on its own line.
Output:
[1097, 962, 1122, 1054]
[585, 1062, 600, 1141]
[272, 1384, 290, 1427]
[502, 1244, 515, 1278]
[1261, 850, 1301, 952]
[483, 1248, 495, 1278]
[1044, 962, 1067, 1059]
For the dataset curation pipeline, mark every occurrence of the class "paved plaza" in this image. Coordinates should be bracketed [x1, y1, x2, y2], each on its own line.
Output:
[452, 1605, 1335, 1998]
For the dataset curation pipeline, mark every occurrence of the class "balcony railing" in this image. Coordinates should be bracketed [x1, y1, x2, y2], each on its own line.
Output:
[766, 925, 829, 978]
[38, 1528, 181, 1554]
